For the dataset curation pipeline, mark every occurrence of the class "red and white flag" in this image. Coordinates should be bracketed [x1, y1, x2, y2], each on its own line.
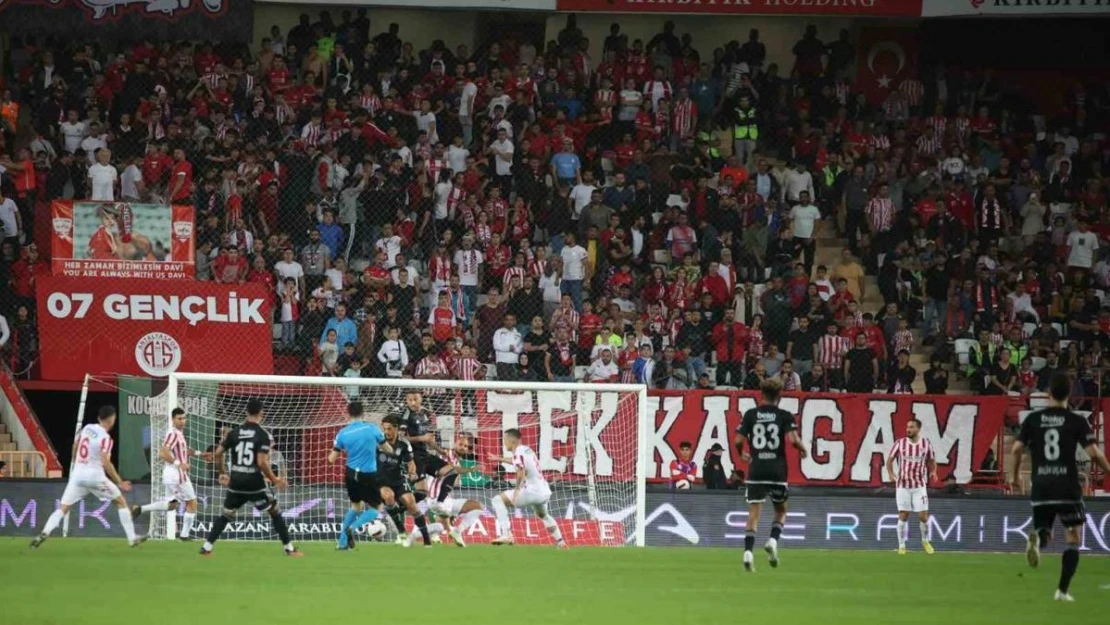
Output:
[855, 28, 920, 105]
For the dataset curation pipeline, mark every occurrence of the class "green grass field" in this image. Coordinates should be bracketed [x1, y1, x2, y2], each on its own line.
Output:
[0, 538, 1106, 625]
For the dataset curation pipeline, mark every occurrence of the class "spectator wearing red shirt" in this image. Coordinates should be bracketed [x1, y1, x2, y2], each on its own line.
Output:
[142, 143, 172, 195]
[247, 255, 276, 304]
[10, 244, 46, 309]
[212, 245, 248, 284]
[669, 442, 697, 489]
[428, 291, 458, 345]
[167, 148, 193, 204]
[700, 260, 731, 314]
[712, 308, 749, 387]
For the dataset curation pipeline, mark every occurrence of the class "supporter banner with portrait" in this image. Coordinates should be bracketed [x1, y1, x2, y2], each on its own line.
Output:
[554, 0, 922, 16]
[922, 0, 1110, 17]
[34, 276, 273, 382]
[0, 0, 253, 42]
[466, 390, 1007, 486]
[50, 201, 195, 280]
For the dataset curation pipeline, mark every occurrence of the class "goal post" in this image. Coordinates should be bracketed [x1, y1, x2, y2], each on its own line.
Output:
[156, 373, 649, 547]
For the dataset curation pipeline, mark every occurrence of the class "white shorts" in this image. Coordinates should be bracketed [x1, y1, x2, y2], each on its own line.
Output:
[61, 470, 122, 506]
[162, 472, 197, 503]
[505, 483, 551, 509]
[896, 487, 929, 513]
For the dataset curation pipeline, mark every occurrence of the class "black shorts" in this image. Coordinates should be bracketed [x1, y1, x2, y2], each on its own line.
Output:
[417, 454, 448, 478]
[746, 483, 789, 505]
[223, 489, 276, 512]
[345, 468, 382, 507]
[1033, 501, 1087, 530]
[380, 478, 414, 499]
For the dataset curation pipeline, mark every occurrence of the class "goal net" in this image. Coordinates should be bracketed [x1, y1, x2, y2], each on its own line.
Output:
[148, 373, 648, 546]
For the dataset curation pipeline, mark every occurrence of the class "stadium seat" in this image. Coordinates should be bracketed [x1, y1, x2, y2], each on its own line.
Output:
[1051, 322, 1064, 337]
[954, 338, 977, 368]
[1021, 322, 1037, 339]
[1030, 356, 1046, 371]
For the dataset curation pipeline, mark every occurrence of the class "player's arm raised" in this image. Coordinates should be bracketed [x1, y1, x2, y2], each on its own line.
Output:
[787, 430, 809, 459]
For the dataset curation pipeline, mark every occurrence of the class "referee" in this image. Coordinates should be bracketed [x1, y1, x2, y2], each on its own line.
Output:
[328, 401, 388, 550]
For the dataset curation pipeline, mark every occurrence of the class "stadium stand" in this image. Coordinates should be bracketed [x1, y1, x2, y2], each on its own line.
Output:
[0, 10, 1107, 408]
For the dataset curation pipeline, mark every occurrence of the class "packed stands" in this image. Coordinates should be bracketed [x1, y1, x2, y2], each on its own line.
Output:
[0, 11, 1108, 405]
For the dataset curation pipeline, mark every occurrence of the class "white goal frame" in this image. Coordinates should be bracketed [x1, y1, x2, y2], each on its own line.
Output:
[164, 373, 650, 546]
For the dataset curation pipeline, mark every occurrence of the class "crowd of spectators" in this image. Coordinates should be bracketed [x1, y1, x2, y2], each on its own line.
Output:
[0, 12, 1109, 397]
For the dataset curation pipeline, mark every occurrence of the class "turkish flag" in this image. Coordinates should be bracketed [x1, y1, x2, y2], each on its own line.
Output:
[855, 28, 920, 105]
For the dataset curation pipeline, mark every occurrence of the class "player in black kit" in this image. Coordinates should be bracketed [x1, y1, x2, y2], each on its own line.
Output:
[1010, 373, 1110, 602]
[399, 390, 449, 479]
[200, 399, 302, 557]
[379, 414, 433, 547]
[734, 378, 808, 572]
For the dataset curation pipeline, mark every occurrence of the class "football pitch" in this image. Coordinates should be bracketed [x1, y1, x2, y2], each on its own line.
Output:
[1, 539, 1106, 625]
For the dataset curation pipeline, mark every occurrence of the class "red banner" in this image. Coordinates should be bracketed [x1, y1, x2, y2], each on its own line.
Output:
[50, 200, 195, 279]
[466, 390, 1008, 487]
[555, 0, 922, 16]
[35, 275, 273, 381]
[855, 27, 921, 105]
[650, 391, 1007, 486]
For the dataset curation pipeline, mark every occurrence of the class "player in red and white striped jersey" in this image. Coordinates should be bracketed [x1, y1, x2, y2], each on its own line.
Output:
[131, 407, 200, 540]
[410, 435, 487, 547]
[885, 418, 938, 555]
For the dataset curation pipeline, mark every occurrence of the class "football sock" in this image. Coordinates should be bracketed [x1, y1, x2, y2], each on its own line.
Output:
[167, 510, 178, 539]
[205, 514, 231, 548]
[491, 496, 512, 538]
[141, 501, 171, 513]
[41, 509, 64, 536]
[413, 514, 431, 545]
[542, 514, 564, 543]
[354, 508, 379, 529]
[181, 512, 195, 538]
[1059, 546, 1079, 594]
[897, 520, 907, 547]
[1038, 528, 1051, 549]
[387, 505, 406, 534]
[117, 507, 138, 543]
[770, 522, 783, 541]
[412, 522, 445, 539]
[270, 509, 294, 549]
[919, 522, 929, 543]
[338, 509, 358, 547]
[458, 509, 484, 532]
[744, 530, 755, 552]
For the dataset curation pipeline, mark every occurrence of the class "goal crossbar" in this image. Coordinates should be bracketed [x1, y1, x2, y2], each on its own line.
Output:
[165, 372, 650, 547]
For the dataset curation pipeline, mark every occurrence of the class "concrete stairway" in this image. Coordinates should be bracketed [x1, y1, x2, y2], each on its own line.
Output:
[811, 221, 970, 394]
